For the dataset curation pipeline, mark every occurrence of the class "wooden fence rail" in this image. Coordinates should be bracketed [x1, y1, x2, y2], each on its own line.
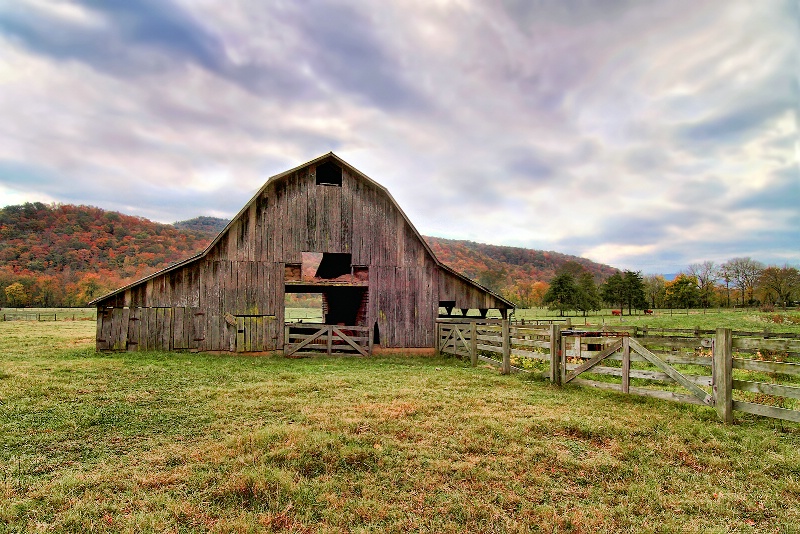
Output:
[437, 319, 800, 424]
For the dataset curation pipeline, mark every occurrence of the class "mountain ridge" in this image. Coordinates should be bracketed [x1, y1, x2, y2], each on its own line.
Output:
[0, 203, 619, 306]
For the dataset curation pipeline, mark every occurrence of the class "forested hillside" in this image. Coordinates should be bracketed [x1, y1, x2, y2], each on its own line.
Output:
[425, 237, 618, 305]
[0, 203, 619, 307]
[0, 203, 213, 306]
[173, 216, 229, 235]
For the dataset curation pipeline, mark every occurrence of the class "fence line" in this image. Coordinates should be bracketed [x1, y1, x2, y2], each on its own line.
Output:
[437, 318, 800, 424]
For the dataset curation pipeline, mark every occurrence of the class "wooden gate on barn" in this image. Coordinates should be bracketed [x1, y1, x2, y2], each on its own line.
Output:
[97, 307, 208, 352]
[283, 323, 372, 357]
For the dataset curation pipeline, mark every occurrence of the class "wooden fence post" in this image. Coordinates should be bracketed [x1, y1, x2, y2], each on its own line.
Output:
[501, 319, 510, 375]
[622, 337, 630, 394]
[713, 328, 733, 424]
[560, 332, 568, 385]
[549, 324, 561, 384]
[435, 321, 440, 356]
[470, 321, 478, 367]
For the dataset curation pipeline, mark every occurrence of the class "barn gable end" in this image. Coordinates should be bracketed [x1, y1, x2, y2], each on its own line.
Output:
[91, 153, 513, 352]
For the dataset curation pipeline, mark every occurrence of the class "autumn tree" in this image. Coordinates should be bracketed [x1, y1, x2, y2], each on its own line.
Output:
[510, 280, 549, 308]
[758, 266, 800, 309]
[665, 274, 700, 309]
[5, 282, 28, 307]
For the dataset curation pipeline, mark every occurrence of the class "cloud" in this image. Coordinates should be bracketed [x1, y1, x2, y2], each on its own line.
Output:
[0, 0, 797, 275]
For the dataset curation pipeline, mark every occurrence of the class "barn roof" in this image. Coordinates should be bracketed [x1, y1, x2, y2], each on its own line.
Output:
[90, 153, 514, 309]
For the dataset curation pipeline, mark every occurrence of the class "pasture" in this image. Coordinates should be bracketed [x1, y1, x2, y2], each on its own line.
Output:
[1, 320, 799, 532]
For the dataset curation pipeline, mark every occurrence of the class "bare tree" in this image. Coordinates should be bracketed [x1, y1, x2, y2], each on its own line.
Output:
[718, 263, 733, 307]
[643, 274, 666, 309]
[687, 261, 718, 308]
[722, 257, 765, 306]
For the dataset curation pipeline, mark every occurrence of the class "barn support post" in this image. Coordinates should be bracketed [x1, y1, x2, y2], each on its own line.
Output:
[470, 320, 478, 367]
[435, 321, 441, 356]
[501, 319, 510, 375]
[713, 328, 733, 424]
[549, 324, 561, 385]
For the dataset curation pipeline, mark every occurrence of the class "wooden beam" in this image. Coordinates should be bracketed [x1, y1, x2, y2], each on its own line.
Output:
[565, 339, 623, 383]
[629, 338, 713, 406]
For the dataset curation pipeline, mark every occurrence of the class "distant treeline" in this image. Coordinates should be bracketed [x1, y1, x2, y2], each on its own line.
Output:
[1, 203, 795, 310]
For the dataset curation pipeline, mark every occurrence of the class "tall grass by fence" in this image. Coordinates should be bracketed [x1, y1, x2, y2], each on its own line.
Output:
[437, 318, 800, 424]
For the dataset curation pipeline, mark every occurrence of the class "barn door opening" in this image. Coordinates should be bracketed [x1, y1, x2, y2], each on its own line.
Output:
[323, 286, 368, 326]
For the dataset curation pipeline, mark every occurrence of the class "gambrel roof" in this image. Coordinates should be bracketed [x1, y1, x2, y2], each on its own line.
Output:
[91, 152, 513, 309]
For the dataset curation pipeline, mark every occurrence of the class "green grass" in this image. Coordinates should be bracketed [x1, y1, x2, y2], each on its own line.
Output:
[1, 322, 799, 532]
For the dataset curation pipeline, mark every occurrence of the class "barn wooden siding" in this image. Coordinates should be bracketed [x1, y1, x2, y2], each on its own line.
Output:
[93, 154, 511, 352]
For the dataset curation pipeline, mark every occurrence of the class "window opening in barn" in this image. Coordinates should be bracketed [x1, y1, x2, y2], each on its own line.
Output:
[284, 292, 323, 323]
[316, 161, 342, 186]
[316, 253, 352, 279]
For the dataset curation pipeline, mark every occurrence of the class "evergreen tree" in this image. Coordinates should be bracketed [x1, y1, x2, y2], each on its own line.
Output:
[543, 272, 577, 316]
[622, 270, 648, 314]
[601, 272, 626, 312]
[576, 272, 601, 316]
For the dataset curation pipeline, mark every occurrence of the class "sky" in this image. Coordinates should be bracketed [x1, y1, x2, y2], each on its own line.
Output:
[0, 0, 797, 274]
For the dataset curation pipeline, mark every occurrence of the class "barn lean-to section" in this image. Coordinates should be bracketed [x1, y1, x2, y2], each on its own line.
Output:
[90, 153, 512, 352]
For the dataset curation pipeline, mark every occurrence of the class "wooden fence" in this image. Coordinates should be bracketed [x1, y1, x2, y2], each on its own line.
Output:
[2, 313, 57, 321]
[437, 319, 800, 424]
[284, 323, 372, 357]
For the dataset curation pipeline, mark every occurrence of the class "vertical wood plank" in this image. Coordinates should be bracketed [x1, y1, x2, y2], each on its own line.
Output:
[470, 320, 477, 367]
[501, 319, 510, 375]
[622, 336, 631, 394]
[549, 324, 561, 384]
[714, 328, 733, 424]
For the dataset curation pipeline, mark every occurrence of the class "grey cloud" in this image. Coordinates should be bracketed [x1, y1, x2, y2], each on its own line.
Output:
[284, 1, 428, 112]
[0, 0, 226, 75]
[505, 150, 555, 183]
[733, 167, 800, 211]
[677, 99, 792, 144]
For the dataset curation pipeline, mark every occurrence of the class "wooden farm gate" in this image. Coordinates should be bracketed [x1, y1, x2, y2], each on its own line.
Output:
[437, 318, 800, 424]
[561, 331, 713, 408]
[560, 328, 800, 424]
[283, 323, 372, 357]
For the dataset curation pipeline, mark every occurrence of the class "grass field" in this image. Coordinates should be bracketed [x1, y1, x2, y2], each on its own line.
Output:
[1, 321, 799, 532]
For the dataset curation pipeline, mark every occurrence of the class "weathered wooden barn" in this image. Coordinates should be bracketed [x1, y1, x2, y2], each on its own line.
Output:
[90, 153, 513, 352]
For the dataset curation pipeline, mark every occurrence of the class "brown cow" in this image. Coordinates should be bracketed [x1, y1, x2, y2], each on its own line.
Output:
[644, 309, 653, 315]
[612, 310, 622, 316]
